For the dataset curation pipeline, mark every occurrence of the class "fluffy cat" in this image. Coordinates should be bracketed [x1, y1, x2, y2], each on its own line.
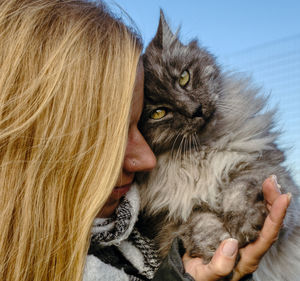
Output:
[137, 10, 300, 281]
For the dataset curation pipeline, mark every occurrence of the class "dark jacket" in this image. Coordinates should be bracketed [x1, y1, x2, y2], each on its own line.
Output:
[88, 238, 195, 281]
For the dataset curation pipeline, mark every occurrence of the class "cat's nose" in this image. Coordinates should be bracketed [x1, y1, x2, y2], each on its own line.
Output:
[192, 105, 203, 118]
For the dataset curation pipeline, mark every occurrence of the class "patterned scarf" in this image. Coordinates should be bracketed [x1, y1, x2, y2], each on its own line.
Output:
[90, 186, 161, 280]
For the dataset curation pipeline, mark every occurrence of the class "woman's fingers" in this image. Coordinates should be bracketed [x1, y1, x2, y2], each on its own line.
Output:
[183, 239, 238, 281]
[232, 182, 291, 281]
[258, 175, 291, 257]
[243, 193, 290, 260]
[263, 175, 281, 209]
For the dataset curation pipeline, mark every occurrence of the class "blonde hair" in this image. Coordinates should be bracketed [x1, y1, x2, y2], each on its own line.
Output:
[0, 0, 142, 280]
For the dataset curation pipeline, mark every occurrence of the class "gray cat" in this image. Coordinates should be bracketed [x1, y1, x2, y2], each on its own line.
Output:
[137, 10, 300, 281]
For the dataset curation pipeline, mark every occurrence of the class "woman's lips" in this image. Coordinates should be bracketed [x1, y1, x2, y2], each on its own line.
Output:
[112, 183, 131, 198]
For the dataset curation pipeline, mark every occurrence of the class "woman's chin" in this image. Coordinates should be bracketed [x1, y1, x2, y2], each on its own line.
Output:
[97, 199, 120, 218]
[96, 184, 131, 218]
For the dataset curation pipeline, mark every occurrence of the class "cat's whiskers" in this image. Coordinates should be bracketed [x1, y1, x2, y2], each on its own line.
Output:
[181, 135, 186, 160]
[192, 133, 200, 153]
[188, 135, 192, 163]
[180, 135, 187, 161]
[184, 135, 190, 161]
[191, 134, 196, 152]
[183, 135, 188, 161]
[174, 134, 184, 163]
[190, 134, 199, 166]
[171, 133, 181, 157]
[187, 136, 190, 160]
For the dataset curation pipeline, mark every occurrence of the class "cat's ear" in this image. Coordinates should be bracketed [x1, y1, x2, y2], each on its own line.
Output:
[188, 39, 199, 49]
[151, 9, 176, 50]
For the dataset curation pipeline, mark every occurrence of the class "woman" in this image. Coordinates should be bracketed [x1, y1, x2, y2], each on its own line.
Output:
[0, 0, 289, 281]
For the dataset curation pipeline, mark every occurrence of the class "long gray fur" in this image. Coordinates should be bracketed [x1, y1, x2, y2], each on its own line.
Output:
[137, 10, 300, 281]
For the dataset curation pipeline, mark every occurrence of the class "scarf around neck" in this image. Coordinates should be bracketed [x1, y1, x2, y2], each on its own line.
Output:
[90, 185, 161, 280]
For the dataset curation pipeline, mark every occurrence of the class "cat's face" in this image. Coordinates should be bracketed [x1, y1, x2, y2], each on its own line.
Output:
[141, 11, 222, 154]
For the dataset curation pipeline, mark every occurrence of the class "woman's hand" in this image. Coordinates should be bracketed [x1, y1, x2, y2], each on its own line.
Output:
[182, 175, 291, 281]
[231, 175, 291, 280]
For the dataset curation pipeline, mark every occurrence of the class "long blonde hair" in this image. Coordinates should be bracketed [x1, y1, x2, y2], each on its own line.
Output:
[0, 0, 142, 280]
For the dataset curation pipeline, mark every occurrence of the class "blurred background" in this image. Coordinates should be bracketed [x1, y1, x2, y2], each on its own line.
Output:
[108, 0, 300, 186]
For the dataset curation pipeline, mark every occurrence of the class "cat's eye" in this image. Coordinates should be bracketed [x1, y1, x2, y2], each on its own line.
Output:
[150, 108, 167, 120]
[179, 70, 190, 87]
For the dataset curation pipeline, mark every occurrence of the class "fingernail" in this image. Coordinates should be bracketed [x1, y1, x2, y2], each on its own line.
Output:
[222, 238, 238, 257]
[270, 175, 281, 193]
[287, 192, 292, 203]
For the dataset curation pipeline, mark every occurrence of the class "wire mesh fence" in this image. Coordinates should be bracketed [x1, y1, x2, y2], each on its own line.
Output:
[220, 34, 300, 186]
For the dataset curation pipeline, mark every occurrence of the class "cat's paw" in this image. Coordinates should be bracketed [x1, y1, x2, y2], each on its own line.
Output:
[239, 200, 268, 245]
[180, 211, 231, 264]
[224, 194, 268, 247]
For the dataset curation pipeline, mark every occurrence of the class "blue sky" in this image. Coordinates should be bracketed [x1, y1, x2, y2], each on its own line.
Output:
[110, 0, 300, 56]
[109, 0, 300, 185]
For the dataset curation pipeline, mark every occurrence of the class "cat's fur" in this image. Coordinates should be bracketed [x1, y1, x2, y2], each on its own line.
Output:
[137, 10, 300, 280]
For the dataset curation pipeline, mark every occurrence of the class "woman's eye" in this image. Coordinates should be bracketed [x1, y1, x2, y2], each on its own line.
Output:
[179, 70, 190, 87]
[150, 108, 167, 120]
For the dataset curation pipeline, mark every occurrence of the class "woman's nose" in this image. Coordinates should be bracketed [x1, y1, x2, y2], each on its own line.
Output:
[123, 129, 156, 173]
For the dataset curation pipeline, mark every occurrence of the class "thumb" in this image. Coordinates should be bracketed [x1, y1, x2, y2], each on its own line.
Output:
[205, 238, 238, 280]
[183, 238, 238, 281]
